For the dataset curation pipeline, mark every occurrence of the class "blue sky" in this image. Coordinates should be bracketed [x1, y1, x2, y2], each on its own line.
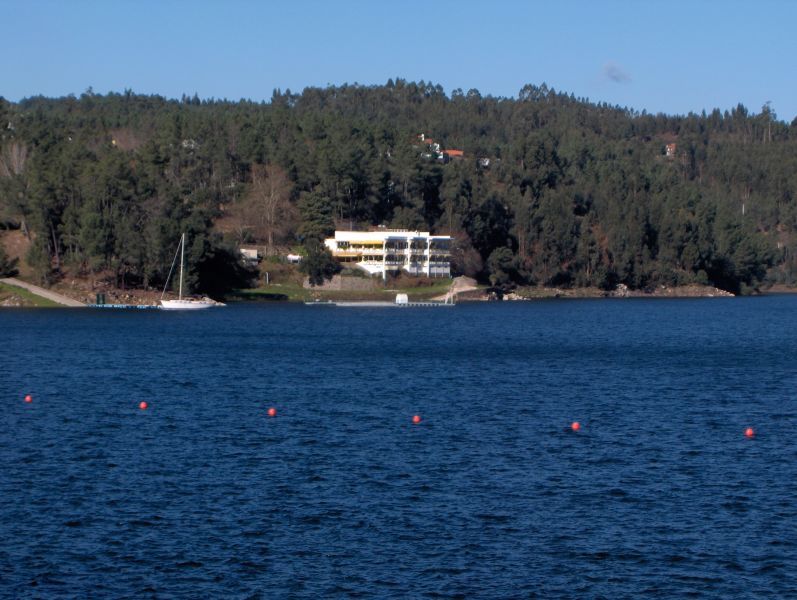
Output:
[3, 0, 796, 121]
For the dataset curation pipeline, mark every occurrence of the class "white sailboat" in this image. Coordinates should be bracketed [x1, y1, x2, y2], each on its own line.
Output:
[160, 233, 219, 310]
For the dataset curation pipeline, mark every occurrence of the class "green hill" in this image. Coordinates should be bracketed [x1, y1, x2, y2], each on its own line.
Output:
[2, 81, 795, 295]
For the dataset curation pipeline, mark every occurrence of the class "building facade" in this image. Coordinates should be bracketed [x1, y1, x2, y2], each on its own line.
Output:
[325, 230, 451, 279]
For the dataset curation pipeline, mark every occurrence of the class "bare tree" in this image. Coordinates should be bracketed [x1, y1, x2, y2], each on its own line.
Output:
[0, 141, 28, 177]
[246, 164, 295, 254]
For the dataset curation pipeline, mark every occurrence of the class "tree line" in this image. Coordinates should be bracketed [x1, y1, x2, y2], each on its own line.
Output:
[1, 81, 796, 294]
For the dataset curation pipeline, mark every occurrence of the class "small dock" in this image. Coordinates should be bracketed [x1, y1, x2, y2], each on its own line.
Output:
[332, 295, 454, 308]
[87, 291, 161, 309]
[87, 303, 161, 310]
[333, 301, 395, 307]
[332, 301, 454, 307]
[400, 301, 454, 307]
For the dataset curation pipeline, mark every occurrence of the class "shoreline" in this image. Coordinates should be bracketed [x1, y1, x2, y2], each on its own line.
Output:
[3, 277, 795, 308]
[506, 283, 737, 301]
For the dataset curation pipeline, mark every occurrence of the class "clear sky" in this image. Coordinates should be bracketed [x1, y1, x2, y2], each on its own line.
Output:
[2, 0, 796, 121]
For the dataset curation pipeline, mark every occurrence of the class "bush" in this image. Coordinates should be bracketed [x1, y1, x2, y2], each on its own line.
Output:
[300, 239, 341, 286]
[0, 245, 18, 277]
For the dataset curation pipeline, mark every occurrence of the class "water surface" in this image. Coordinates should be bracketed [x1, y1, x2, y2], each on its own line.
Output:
[2, 298, 797, 597]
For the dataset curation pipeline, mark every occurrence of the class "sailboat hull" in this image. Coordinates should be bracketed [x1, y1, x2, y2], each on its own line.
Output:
[160, 233, 223, 310]
[160, 299, 215, 310]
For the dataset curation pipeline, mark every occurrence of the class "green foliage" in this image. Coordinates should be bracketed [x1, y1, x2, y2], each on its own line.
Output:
[26, 236, 52, 283]
[297, 190, 334, 241]
[487, 247, 515, 286]
[1, 82, 794, 294]
[300, 239, 341, 286]
[194, 239, 258, 295]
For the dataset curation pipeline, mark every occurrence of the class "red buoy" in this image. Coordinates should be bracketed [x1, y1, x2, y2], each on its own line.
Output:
[745, 427, 755, 438]
[571, 421, 581, 432]
[412, 415, 421, 424]
[24, 394, 33, 403]
[267, 407, 277, 417]
[139, 401, 148, 410]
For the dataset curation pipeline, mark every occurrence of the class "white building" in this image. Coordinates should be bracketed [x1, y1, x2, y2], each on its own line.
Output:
[239, 247, 259, 263]
[325, 230, 451, 279]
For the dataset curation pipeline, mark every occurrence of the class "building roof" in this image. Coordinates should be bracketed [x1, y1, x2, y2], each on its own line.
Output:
[330, 230, 450, 242]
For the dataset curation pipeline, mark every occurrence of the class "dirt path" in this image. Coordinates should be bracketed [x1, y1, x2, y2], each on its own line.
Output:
[432, 276, 480, 302]
[0, 277, 86, 307]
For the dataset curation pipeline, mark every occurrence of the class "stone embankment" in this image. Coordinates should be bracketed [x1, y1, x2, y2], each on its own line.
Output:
[302, 274, 376, 291]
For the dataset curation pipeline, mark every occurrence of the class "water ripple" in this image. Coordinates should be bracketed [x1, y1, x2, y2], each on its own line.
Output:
[2, 299, 797, 597]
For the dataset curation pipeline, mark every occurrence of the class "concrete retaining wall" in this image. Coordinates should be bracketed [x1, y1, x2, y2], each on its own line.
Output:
[303, 274, 378, 291]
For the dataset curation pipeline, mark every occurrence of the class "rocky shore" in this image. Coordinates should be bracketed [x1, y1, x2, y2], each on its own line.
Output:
[501, 283, 736, 301]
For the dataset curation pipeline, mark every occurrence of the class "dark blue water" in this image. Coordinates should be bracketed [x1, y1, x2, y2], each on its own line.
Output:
[2, 298, 797, 598]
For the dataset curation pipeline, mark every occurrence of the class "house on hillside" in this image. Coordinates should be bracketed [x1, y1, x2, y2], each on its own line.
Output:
[325, 230, 451, 280]
[443, 149, 464, 163]
[418, 133, 467, 165]
[240, 247, 259, 264]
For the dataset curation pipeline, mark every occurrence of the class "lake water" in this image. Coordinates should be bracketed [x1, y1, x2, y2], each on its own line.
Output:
[2, 297, 797, 598]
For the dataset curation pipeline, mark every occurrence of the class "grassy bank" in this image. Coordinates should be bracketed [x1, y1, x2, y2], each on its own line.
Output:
[0, 282, 61, 307]
[226, 278, 454, 303]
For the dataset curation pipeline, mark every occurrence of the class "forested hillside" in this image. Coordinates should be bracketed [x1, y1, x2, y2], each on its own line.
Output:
[2, 81, 796, 294]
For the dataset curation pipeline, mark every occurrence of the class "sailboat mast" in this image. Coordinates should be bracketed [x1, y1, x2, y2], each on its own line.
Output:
[179, 233, 185, 300]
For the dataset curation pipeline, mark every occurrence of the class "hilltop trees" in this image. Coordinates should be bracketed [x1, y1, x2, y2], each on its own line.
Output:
[0, 82, 794, 294]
